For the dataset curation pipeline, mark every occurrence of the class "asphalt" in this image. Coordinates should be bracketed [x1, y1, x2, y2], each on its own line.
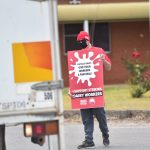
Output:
[4, 110, 150, 150]
[5, 121, 150, 150]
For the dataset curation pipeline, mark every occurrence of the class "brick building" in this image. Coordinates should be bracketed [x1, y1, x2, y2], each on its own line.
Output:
[57, 0, 150, 86]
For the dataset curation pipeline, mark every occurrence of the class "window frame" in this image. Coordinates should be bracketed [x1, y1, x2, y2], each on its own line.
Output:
[63, 22, 83, 55]
[89, 22, 111, 54]
[63, 21, 111, 55]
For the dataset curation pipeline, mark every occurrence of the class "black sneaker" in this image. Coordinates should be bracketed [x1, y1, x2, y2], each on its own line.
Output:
[77, 140, 95, 149]
[103, 136, 110, 146]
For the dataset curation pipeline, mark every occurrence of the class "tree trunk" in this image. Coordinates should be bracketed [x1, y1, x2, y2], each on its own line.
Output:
[0, 125, 6, 150]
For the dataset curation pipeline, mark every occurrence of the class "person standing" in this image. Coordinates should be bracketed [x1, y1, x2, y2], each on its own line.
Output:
[69, 31, 111, 149]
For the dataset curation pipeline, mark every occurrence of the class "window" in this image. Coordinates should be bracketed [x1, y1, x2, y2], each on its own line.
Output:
[89, 22, 110, 53]
[64, 22, 110, 54]
[64, 23, 83, 53]
[69, 0, 81, 4]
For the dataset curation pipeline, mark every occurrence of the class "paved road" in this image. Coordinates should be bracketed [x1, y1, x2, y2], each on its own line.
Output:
[5, 122, 150, 150]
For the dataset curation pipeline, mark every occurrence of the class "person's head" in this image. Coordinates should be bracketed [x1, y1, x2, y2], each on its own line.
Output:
[77, 31, 91, 49]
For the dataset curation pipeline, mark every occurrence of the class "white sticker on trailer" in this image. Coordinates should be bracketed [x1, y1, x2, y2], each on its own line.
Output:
[36, 91, 54, 102]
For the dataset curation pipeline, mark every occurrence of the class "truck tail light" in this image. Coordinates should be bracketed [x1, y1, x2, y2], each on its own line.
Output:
[33, 123, 45, 135]
[24, 120, 58, 137]
[24, 124, 32, 137]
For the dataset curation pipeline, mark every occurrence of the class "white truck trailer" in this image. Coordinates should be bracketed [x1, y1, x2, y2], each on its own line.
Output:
[0, 0, 65, 149]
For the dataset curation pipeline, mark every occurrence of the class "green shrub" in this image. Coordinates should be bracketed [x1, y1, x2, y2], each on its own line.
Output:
[122, 50, 150, 98]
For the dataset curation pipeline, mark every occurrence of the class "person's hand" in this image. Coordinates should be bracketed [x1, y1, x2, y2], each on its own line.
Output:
[68, 89, 72, 97]
[99, 54, 111, 71]
[99, 54, 106, 62]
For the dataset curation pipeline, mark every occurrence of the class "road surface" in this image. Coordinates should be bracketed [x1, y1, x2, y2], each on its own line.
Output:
[5, 122, 150, 150]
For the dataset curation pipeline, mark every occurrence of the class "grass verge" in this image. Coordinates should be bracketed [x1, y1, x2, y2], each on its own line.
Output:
[63, 84, 150, 110]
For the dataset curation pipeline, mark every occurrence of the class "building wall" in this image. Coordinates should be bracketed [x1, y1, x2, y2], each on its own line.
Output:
[106, 21, 150, 84]
[59, 21, 150, 86]
[58, 0, 148, 4]
[58, 0, 147, 4]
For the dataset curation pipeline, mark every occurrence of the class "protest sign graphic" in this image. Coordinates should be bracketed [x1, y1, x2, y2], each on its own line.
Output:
[68, 47, 104, 109]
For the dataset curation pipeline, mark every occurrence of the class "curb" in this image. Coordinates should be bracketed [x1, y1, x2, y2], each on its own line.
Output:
[63, 110, 150, 121]
[106, 110, 150, 120]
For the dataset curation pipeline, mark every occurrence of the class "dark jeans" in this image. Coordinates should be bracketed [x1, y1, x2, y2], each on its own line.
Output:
[80, 107, 109, 142]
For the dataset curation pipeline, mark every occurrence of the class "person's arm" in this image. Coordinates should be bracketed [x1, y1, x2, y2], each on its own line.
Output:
[68, 88, 72, 98]
[99, 49, 112, 71]
[103, 58, 111, 71]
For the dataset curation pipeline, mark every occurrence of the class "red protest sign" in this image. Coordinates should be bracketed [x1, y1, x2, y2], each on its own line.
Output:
[68, 47, 104, 109]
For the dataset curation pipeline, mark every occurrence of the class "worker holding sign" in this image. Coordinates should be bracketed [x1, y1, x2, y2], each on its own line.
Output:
[68, 31, 111, 149]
